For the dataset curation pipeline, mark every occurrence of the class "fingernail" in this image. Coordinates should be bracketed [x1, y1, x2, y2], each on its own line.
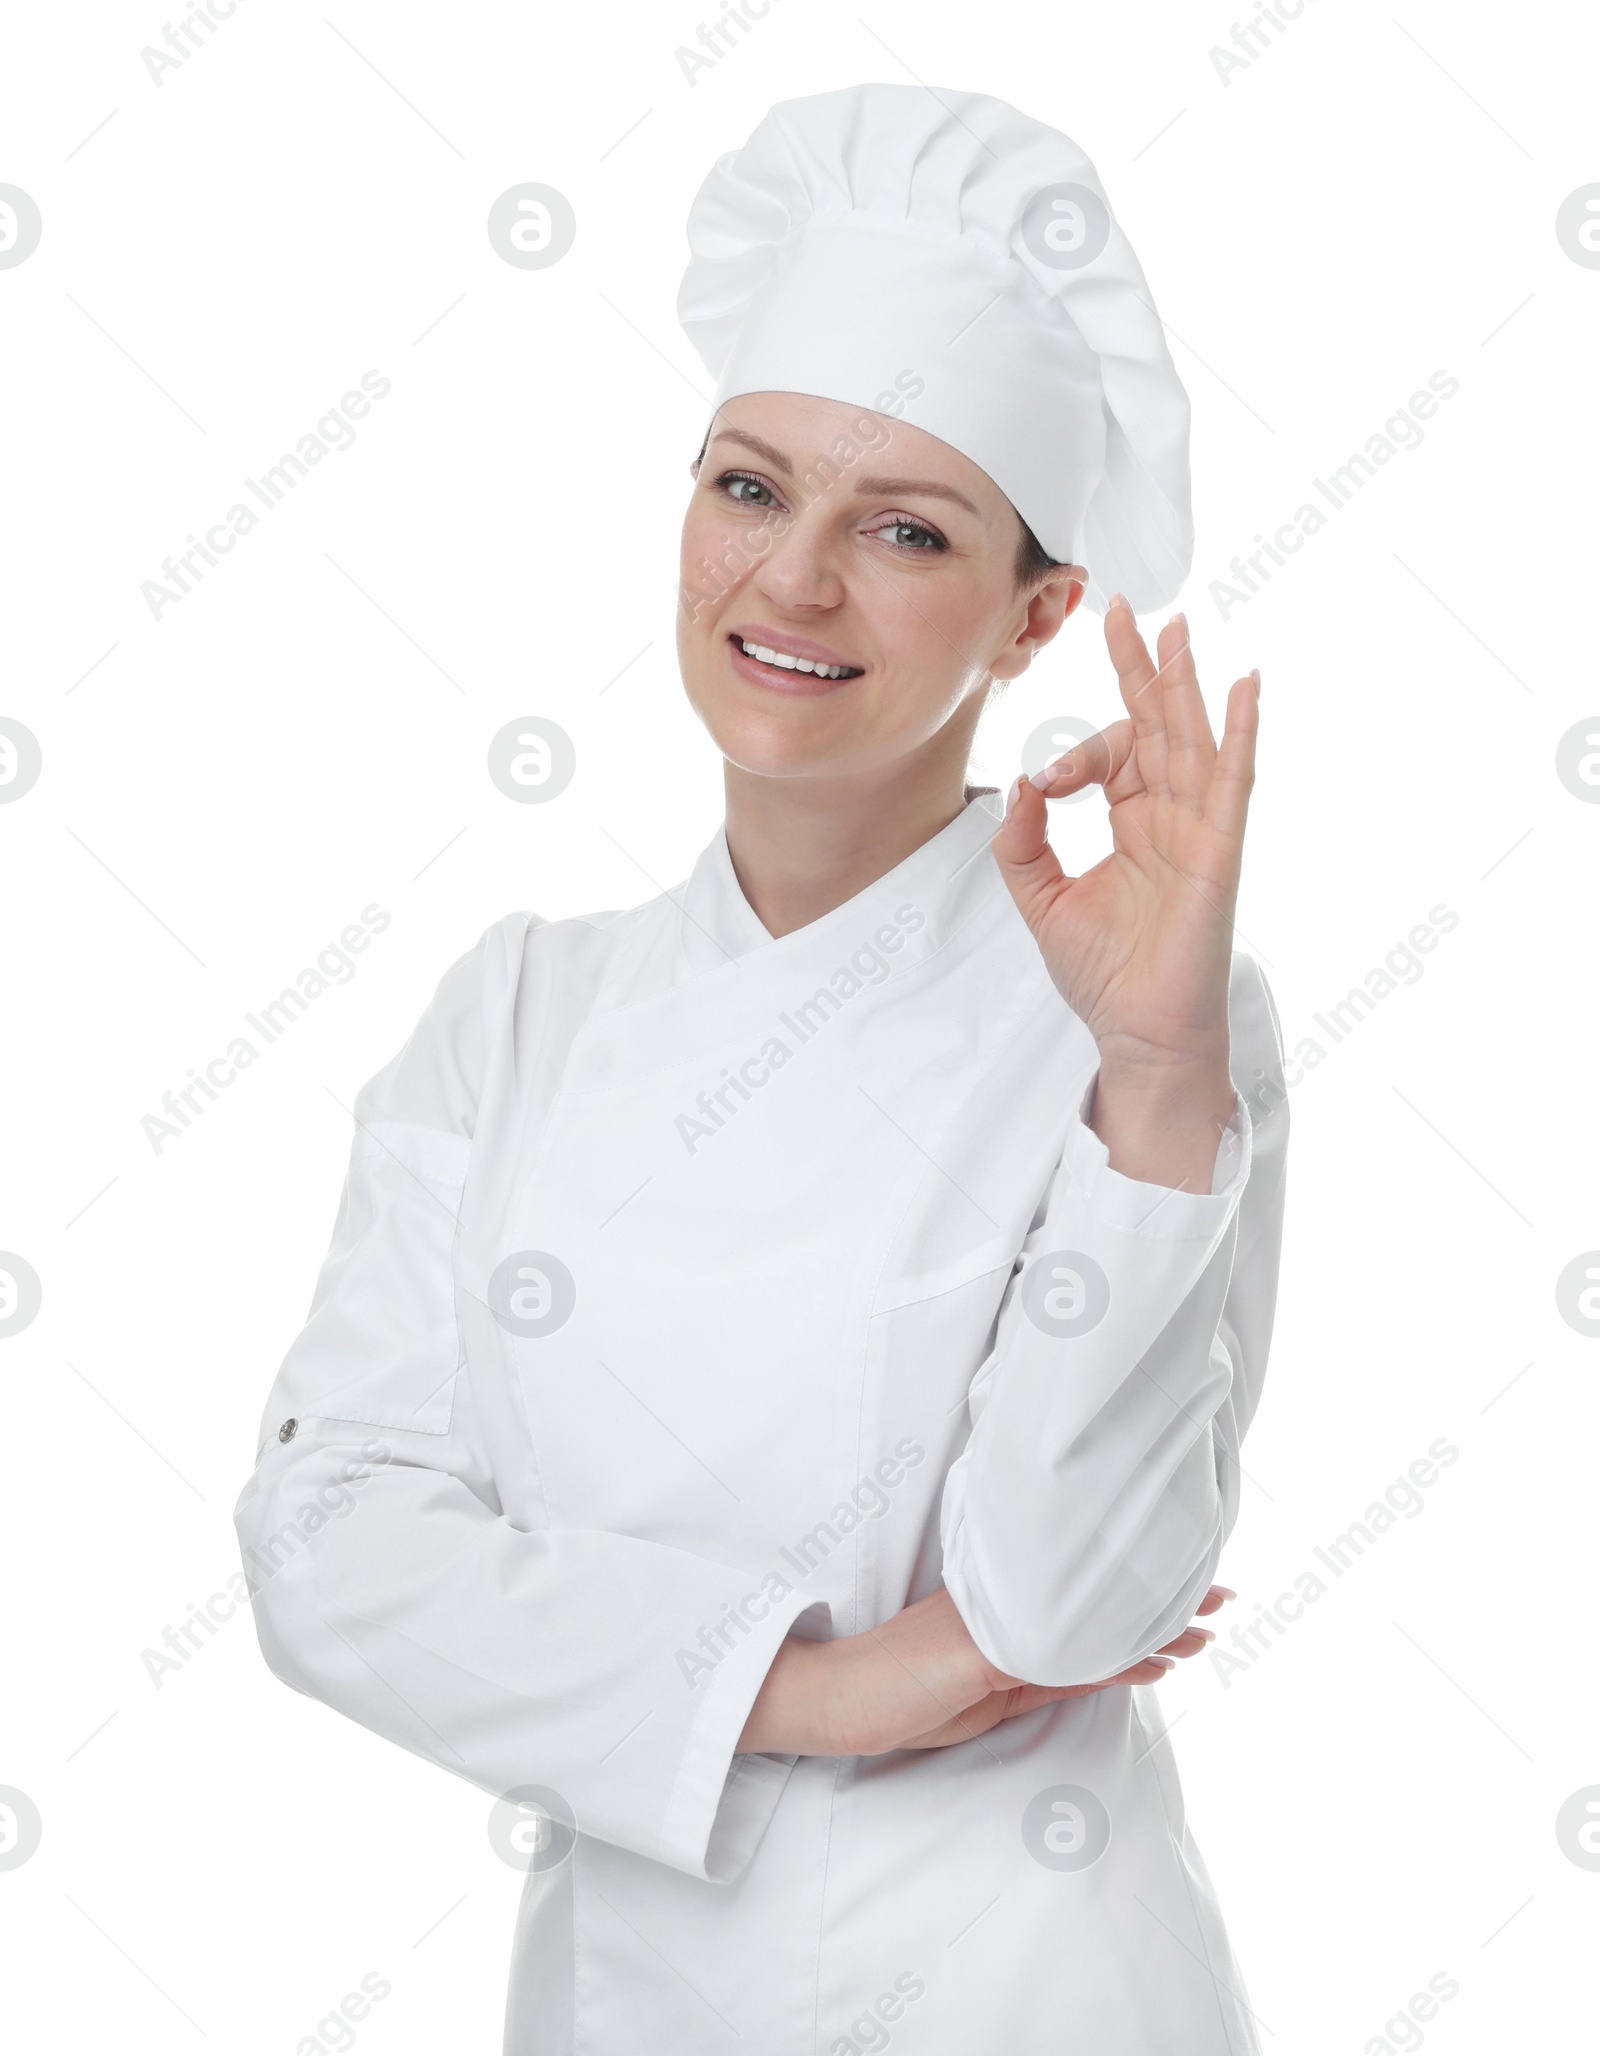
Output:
[1167, 610, 1188, 633]
[1249, 668, 1261, 690]
[1214, 1586, 1237, 1601]
[1029, 755, 1068, 792]
[1003, 772, 1026, 819]
[1195, 1628, 1216, 1643]
[1109, 592, 1132, 616]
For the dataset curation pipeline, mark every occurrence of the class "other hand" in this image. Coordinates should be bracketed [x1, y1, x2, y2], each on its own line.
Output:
[736, 1583, 1233, 1759]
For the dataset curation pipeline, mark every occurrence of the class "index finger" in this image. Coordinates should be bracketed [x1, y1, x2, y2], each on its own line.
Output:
[1105, 597, 1173, 798]
[1027, 717, 1137, 802]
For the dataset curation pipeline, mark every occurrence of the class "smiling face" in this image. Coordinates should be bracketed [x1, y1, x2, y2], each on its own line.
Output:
[676, 390, 1084, 789]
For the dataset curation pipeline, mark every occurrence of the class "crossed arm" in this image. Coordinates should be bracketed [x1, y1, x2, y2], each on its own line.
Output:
[738, 1581, 1232, 1757]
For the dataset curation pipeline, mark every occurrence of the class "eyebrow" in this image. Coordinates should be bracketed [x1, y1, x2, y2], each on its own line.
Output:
[851, 474, 981, 517]
[706, 427, 982, 518]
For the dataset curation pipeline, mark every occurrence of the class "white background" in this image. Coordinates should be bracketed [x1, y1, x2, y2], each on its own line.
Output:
[2, 0, 1597, 2049]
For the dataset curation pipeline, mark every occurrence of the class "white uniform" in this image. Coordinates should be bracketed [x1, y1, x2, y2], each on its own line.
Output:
[235, 791, 1288, 2054]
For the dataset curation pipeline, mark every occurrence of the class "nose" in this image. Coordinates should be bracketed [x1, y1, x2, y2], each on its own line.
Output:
[753, 504, 846, 614]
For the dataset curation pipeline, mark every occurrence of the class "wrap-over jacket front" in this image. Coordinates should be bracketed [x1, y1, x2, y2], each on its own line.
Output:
[234, 789, 1288, 2055]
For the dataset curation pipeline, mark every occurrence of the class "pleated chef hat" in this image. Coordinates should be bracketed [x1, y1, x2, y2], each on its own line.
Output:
[677, 83, 1193, 615]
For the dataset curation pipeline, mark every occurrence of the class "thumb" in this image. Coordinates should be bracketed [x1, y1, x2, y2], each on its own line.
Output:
[991, 774, 1073, 935]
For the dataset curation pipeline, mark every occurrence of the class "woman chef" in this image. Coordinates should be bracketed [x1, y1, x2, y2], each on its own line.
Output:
[235, 83, 1287, 2056]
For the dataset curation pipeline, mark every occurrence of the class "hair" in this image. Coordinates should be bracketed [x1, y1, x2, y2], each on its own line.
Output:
[1013, 518, 1065, 593]
[692, 425, 1065, 595]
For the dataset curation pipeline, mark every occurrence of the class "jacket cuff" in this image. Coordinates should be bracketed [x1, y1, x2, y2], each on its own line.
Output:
[1061, 1077, 1252, 1237]
[665, 1597, 831, 1883]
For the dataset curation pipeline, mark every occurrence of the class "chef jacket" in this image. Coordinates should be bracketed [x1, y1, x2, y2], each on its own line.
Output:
[235, 789, 1288, 2054]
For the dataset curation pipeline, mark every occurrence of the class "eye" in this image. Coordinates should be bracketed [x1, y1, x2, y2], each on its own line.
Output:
[869, 515, 948, 554]
[714, 468, 780, 509]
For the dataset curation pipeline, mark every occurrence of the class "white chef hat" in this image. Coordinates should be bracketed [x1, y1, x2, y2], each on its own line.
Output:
[677, 83, 1193, 615]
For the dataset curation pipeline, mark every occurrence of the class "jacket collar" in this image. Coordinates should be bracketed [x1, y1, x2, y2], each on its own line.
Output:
[675, 791, 1005, 982]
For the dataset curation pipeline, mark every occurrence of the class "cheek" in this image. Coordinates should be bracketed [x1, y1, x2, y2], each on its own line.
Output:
[865, 576, 999, 693]
[679, 502, 715, 578]
[679, 503, 769, 606]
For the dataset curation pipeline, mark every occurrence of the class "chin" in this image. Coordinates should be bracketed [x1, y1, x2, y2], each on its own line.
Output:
[692, 698, 848, 781]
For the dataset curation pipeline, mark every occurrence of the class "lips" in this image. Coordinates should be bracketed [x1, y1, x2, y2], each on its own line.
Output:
[726, 631, 864, 687]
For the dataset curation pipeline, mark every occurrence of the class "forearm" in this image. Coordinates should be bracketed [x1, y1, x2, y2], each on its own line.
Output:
[736, 1588, 998, 1757]
[738, 1588, 1213, 1759]
[1088, 1045, 1237, 1192]
[736, 1634, 838, 1755]
[940, 1061, 1255, 1685]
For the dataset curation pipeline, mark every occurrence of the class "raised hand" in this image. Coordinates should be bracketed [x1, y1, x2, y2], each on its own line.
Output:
[990, 599, 1260, 1190]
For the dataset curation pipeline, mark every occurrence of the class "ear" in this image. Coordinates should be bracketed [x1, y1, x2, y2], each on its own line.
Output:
[988, 566, 1087, 681]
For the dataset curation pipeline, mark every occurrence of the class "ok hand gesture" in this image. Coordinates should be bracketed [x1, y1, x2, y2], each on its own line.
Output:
[991, 599, 1260, 1190]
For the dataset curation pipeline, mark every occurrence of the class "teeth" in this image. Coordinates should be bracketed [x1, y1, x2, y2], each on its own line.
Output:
[740, 639, 854, 679]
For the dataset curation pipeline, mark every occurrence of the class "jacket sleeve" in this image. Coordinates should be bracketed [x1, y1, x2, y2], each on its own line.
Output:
[939, 951, 1289, 1687]
[232, 918, 827, 1885]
